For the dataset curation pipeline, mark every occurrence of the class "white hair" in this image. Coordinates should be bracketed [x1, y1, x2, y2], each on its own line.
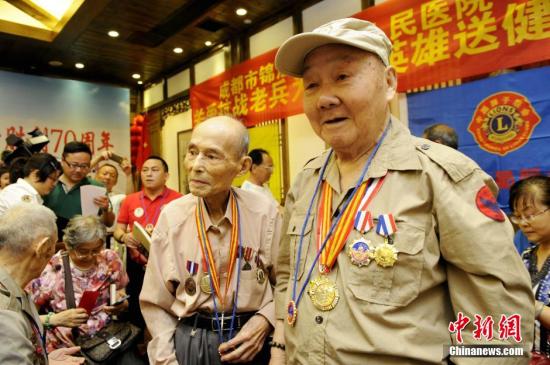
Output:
[63, 215, 106, 249]
[0, 204, 57, 255]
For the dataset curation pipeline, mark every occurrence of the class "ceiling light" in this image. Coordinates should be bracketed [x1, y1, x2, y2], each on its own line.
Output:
[132, 73, 141, 79]
[108, 30, 119, 38]
[236, 8, 247, 16]
[244, 19, 252, 25]
[205, 41, 212, 46]
[75, 63, 85, 69]
[137, 81, 143, 85]
[48, 60, 63, 67]
[173, 47, 183, 54]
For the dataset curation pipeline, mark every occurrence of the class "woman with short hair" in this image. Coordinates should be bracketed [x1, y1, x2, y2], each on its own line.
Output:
[0, 153, 61, 215]
[27, 215, 129, 354]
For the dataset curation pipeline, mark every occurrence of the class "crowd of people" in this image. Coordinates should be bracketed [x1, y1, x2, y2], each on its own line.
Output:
[0, 17, 547, 365]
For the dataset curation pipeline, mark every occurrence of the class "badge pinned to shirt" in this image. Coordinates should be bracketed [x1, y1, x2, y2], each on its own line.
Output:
[475, 185, 505, 222]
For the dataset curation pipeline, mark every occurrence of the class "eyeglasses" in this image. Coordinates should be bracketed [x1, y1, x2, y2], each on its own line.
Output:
[64, 160, 90, 170]
[260, 165, 274, 171]
[72, 247, 103, 259]
[510, 207, 550, 225]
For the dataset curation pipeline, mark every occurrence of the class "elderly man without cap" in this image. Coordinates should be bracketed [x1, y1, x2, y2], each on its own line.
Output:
[0, 204, 84, 364]
[423, 123, 459, 150]
[141, 116, 282, 365]
[270, 18, 534, 364]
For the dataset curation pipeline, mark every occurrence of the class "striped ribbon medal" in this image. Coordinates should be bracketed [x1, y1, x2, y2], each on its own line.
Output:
[373, 214, 399, 267]
[354, 176, 386, 233]
[317, 181, 368, 274]
[195, 191, 239, 308]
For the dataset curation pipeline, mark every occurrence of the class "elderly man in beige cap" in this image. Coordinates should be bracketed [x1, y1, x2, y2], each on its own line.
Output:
[270, 18, 534, 364]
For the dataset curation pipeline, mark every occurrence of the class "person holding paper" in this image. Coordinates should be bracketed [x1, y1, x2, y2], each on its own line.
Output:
[27, 215, 129, 354]
[140, 116, 281, 365]
[114, 155, 181, 332]
[44, 142, 114, 241]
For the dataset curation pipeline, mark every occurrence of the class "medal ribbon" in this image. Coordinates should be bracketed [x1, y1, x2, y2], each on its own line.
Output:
[317, 181, 368, 272]
[291, 120, 392, 314]
[375, 214, 397, 237]
[140, 189, 168, 227]
[195, 190, 239, 307]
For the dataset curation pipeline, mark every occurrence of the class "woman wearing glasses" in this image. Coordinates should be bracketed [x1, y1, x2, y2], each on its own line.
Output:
[509, 176, 550, 362]
[26, 215, 129, 354]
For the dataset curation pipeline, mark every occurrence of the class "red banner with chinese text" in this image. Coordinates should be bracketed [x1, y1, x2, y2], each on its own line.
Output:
[190, 48, 303, 127]
[354, 0, 550, 92]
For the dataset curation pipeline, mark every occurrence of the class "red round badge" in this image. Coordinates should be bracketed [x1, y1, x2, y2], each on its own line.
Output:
[475, 185, 505, 222]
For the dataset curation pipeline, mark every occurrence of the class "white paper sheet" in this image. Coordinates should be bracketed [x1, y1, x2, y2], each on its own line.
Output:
[80, 185, 107, 217]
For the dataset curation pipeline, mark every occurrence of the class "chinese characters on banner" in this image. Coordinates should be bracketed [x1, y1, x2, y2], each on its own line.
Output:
[3, 125, 116, 155]
[354, 0, 550, 92]
[190, 48, 303, 127]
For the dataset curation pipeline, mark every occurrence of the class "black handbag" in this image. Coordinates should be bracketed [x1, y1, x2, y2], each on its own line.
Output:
[61, 252, 141, 364]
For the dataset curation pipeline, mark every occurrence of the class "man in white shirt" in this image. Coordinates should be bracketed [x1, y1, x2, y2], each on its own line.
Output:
[241, 149, 278, 204]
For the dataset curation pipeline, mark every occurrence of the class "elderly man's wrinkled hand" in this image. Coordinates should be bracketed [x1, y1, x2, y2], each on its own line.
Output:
[48, 346, 85, 364]
[269, 348, 286, 365]
[218, 314, 272, 363]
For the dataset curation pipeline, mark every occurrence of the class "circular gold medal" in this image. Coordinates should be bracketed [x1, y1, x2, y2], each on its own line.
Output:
[256, 268, 266, 284]
[134, 207, 144, 217]
[184, 277, 196, 296]
[373, 243, 398, 267]
[200, 275, 212, 294]
[308, 276, 339, 311]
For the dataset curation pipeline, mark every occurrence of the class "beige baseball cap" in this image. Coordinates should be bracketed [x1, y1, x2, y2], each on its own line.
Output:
[275, 18, 392, 78]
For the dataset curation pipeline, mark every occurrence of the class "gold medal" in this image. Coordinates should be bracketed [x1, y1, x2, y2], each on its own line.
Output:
[308, 276, 339, 311]
[373, 243, 398, 267]
[184, 277, 197, 296]
[145, 223, 154, 235]
[256, 268, 266, 284]
[200, 275, 212, 294]
[134, 207, 144, 217]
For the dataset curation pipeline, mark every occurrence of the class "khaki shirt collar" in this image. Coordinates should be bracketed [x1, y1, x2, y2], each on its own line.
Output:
[307, 118, 422, 194]
[198, 189, 235, 230]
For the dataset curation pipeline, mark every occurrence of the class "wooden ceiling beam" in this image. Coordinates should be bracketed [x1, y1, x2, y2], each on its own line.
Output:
[5, 0, 58, 29]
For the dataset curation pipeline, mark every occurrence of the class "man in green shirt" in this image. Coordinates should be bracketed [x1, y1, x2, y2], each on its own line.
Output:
[44, 142, 114, 240]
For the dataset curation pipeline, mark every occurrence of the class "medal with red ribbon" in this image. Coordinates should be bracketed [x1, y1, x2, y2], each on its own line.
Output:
[195, 189, 243, 342]
[287, 120, 392, 326]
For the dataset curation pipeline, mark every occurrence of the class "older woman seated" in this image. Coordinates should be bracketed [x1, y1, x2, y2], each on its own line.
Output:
[27, 215, 129, 353]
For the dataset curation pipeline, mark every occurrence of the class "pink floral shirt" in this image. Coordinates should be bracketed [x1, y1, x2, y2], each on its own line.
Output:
[26, 249, 128, 352]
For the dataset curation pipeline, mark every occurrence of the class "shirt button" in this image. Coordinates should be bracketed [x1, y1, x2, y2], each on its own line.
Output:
[421, 143, 430, 150]
[315, 315, 323, 324]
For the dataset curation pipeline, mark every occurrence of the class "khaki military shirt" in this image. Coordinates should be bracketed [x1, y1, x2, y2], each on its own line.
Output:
[141, 188, 282, 365]
[275, 119, 534, 364]
[0, 267, 47, 365]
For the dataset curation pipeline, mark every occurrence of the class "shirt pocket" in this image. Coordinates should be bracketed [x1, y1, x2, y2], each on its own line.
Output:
[287, 212, 313, 281]
[346, 223, 425, 307]
[237, 269, 270, 310]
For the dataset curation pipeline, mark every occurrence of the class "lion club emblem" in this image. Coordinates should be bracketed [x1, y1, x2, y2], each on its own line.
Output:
[468, 91, 541, 156]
